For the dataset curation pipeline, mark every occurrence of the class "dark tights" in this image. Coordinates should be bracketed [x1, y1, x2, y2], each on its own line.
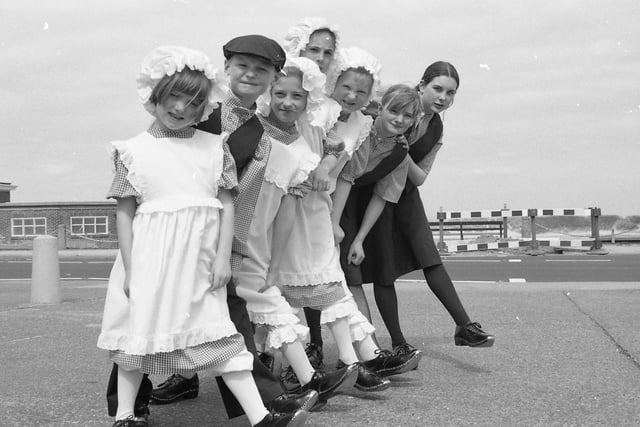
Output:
[374, 264, 470, 348]
[303, 307, 323, 347]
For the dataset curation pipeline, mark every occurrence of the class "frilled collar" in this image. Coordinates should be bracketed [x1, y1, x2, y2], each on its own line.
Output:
[147, 121, 196, 139]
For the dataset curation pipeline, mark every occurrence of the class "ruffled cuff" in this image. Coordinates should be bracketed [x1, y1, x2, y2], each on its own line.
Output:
[319, 297, 375, 343]
[254, 323, 310, 353]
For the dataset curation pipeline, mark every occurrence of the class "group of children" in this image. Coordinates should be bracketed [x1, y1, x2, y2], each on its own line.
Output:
[97, 17, 494, 427]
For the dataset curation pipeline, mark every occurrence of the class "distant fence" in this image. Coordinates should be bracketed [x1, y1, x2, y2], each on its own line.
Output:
[433, 207, 602, 253]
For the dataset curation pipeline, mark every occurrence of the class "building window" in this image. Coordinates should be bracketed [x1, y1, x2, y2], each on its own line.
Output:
[70, 216, 109, 236]
[11, 217, 47, 237]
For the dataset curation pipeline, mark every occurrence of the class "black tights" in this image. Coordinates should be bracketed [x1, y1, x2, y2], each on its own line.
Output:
[374, 264, 470, 348]
[303, 307, 323, 348]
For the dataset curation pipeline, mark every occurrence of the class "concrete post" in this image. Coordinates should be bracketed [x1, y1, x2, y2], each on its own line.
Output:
[436, 207, 447, 252]
[591, 207, 602, 249]
[528, 209, 538, 250]
[31, 235, 61, 304]
[57, 224, 66, 250]
[502, 203, 509, 240]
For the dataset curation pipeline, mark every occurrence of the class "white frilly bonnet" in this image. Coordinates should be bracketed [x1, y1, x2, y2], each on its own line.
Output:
[283, 17, 340, 57]
[325, 46, 382, 101]
[257, 56, 340, 133]
[136, 46, 227, 122]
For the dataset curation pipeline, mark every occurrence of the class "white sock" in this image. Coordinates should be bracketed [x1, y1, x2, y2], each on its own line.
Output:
[327, 316, 359, 364]
[281, 340, 315, 384]
[355, 335, 380, 362]
[115, 365, 143, 420]
[222, 371, 269, 425]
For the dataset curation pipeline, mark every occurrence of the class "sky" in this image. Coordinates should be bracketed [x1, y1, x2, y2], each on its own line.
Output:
[1, 0, 639, 217]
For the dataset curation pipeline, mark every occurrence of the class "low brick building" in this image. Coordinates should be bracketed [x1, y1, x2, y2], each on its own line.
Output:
[0, 201, 118, 249]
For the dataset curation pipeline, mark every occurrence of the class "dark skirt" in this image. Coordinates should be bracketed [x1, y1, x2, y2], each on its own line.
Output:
[360, 181, 442, 286]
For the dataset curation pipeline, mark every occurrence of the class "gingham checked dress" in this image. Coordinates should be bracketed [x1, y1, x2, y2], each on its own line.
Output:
[97, 127, 252, 375]
[267, 111, 376, 341]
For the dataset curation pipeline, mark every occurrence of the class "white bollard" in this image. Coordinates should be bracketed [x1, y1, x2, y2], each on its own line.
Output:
[31, 235, 61, 304]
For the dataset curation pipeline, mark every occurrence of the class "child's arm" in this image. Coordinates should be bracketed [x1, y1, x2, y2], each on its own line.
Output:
[210, 189, 234, 291]
[116, 197, 136, 297]
[270, 194, 297, 275]
[347, 193, 386, 265]
[407, 142, 442, 186]
[407, 158, 428, 187]
[330, 177, 352, 244]
[310, 155, 340, 192]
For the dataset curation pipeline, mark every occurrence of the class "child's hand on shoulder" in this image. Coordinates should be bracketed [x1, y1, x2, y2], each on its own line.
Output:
[210, 257, 232, 291]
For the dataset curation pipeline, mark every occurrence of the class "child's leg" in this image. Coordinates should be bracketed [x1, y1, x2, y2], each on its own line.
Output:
[221, 371, 270, 426]
[115, 364, 144, 421]
[280, 340, 315, 385]
[372, 283, 407, 348]
[107, 363, 152, 418]
[303, 307, 323, 348]
[353, 334, 380, 362]
[348, 283, 373, 322]
[348, 283, 379, 345]
[423, 264, 470, 326]
[326, 316, 359, 364]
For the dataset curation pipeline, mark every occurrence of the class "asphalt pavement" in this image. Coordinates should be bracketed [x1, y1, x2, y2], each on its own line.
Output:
[1, 246, 640, 426]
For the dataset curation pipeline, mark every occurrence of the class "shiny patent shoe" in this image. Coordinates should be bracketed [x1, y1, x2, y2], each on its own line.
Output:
[112, 416, 136, 427]
[336, 360, 390, 392]
[150, 373, 199, 404]
[254, 409, 308, 427]
[361, 348, 422, 377]
[454, 321, 495, 347]
[298, 363, 358, 401]
[267, 389, 319, 413]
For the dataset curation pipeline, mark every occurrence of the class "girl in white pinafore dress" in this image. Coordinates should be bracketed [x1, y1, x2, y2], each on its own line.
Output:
[268, 51, 420, 393]
[97, 46, 307, 427]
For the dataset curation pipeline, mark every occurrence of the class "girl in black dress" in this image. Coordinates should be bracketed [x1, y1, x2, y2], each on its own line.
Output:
[358, 62, 495, 355]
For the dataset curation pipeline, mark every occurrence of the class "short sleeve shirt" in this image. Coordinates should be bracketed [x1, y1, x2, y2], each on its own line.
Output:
[340, 125, 410, 203]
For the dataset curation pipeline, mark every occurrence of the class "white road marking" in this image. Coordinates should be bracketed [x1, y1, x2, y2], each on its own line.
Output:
[508, 259, 522, 263]
[444, 259, 501, 263]
[544, 259, 611, 262]
[509, 278, 527, 283]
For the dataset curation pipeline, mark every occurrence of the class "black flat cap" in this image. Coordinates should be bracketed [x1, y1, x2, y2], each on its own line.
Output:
[223, 35, 286, 71]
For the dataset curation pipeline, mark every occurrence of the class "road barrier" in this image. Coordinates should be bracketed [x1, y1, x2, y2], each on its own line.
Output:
[434, 207, 602, 253]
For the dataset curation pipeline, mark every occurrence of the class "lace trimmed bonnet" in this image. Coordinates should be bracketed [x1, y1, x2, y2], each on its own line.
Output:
[257, 56, 339, 132]
[136, 46, 227, 122]
[283, 17, 340, 57]
[324, 46, 382, 101]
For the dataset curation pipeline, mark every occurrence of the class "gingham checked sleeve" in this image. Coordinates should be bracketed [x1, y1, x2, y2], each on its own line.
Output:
[107, 151, 140, 200]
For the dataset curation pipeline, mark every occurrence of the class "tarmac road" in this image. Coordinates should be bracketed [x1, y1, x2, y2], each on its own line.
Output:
[2, 273, 640, 426]
[2, 245, 638, 283]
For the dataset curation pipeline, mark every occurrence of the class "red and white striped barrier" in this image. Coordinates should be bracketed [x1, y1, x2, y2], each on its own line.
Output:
[435, 207, 602, 253]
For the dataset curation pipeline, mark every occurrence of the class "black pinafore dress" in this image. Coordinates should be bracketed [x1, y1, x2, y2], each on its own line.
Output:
[359, 113, 444, 286]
